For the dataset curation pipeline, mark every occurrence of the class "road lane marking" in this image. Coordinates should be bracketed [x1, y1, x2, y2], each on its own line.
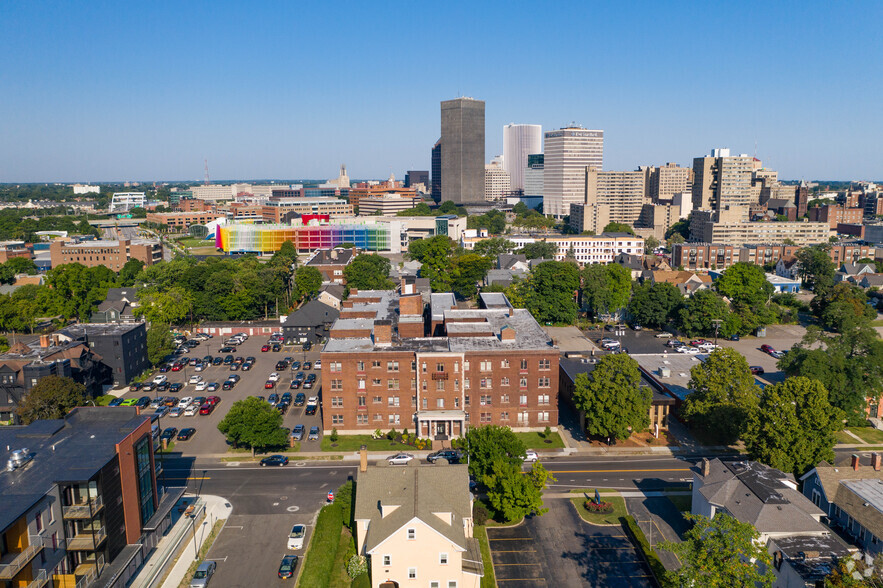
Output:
[164, 476, 211, 481]
[547, 468, 690, 474]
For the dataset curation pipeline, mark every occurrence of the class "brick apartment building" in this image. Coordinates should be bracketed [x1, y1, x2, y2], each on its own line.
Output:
[808, 204, 864, 229]
[144, 211, 221, 229]
[320, 289, 558, 438]
[49, 239, 162, 271]
[672, 242, 874, 271]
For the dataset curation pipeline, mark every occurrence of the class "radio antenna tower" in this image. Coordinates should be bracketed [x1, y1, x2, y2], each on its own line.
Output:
[204, 159, 211, 185]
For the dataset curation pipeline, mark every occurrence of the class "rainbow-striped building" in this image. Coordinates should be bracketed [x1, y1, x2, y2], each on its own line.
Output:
[215, 219, 402, 254]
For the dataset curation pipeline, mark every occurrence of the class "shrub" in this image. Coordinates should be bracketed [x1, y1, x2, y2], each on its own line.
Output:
[584, 500, 614, 513]
[473, 503, 490, 526]
[402, 428, 409, 436]
[543, 425, 552, 439]
[387, 428, 397, 440]
[346, 554, 368, 579]
[402, 433, 410, 444]
[330, 428, 338, 442]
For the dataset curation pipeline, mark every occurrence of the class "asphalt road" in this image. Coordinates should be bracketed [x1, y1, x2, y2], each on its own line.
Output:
[544, 456, 696, 491]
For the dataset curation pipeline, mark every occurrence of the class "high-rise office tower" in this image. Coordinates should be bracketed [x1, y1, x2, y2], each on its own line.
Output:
[405, 170, 429, 190]
[523, 153, 544, 199]
[431, 139, 442, 203]
[440, 97, 485, 204]
[484, 156, 511, 201]
[543, 126, 604, 218]
[503, 124, 542, 191]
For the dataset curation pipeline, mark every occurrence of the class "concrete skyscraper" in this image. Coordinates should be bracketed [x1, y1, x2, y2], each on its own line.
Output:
[503, 123, 542, 191]
[691, 148, 759, 216]
[440, 97, 485, 204]
[543, 126, 604, 218]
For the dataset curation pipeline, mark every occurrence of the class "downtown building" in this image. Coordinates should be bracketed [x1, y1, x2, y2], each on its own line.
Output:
[483, 157, 511, 201]
[320, 289, 558, 438]
[502, 123, 542, 192]
[543, 126, 604, 218]
[49, 239, 163, 271]
[440, 98, 485, 204]
[569, 168, 647, 233]
[462, 232, 644, 266]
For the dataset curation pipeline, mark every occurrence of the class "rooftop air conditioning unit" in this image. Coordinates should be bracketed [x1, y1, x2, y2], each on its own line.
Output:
[659, 367, 671, 378]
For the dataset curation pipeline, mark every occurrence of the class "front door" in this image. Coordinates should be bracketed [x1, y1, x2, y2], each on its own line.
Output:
[436, 422, 446, 437]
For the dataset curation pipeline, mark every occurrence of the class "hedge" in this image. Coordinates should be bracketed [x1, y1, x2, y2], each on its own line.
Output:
[623, 515, 673, 588]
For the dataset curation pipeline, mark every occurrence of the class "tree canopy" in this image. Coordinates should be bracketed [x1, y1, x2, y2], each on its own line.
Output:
[17, 376, 87, 424]
[743, 377, 843, 476]
[294, 266, 323, 301]
[485, 460, 556, 523]
[136, 286, 193, 324]
[581, 263, 632, 319]
[715, 263, 774, 306]
[463, 425, 527, 481]
[677, 290, 731, 337]
[147, 322, 175, 366]
[811, 282, 876, 332]
[796, 245, 836, 292]
[466, 209, 506, 234]
[627, 282, 682, 328]
[573, 354, 651, 441]
[217, 397, 289, 455]
[472, 237, 514, 258]
[523, 261, 580, 324]
[602, 222, 635, 235]
[519, 241, 557, 260]
[343, 254, 395, 290]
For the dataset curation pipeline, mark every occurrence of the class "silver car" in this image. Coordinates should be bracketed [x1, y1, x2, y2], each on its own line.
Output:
[308, 426, 320, 441]
[291, 424, 305, 441]
[190, 560, 216, 587]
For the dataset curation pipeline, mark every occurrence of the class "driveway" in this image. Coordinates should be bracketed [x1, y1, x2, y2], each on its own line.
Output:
[487, 498, 653, 587]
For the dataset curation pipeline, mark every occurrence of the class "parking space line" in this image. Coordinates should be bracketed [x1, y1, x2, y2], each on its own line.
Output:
[493, 550, 536, 553]
[497, 579, 546, 583]
[488, 537, 532, 541]
[495, 563, 542, 566]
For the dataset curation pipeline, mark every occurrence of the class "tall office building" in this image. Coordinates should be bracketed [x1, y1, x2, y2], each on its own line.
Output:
[440, 97, 485, 204]
[543, 126, 604, 218]
[503, 124, 542, 191]
[404, 170, 429, 190]
[523, 154, 544, 198]
[484, 157, 511, 201]
[431, 139, 442, 203]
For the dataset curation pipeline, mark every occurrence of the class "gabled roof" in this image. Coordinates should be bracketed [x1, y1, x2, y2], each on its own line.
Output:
[318, 283, 345, 301]
[355, 464, 471, 553]
[282, 300, 339, 328]
[861, 274, 883, 287]
[104, 287, 138, 303]
[497, 253, 527, 270]
[652, 271, 712, 286]
[613, 253, 642, 271]
[841, 262, 875, 275]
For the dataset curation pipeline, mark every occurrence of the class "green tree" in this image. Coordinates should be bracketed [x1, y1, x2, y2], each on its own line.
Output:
[343, 254, 395, 290]
[743, 377, 843, 476]
[294, 266, 323, 301]
[677, 290, 730, 337]
[5, 257, 38, 275]
[463, 425, 527, 480]
[796, 245, 836, 292]
[519, 241, 557, 260]
[660, 513, 775, 588]
[602, 222, 635, 235]
[136, 286, 194, 325]
[467, 210, 506, 234]
[16, 376, 88, 424]
[524, 261, 580, 324]
[217, 397, 289, 456]
[438, 200, 465, 215]
[118, 259, 144, 287]
[485, 460, 556, 522]
[665, 217, 691, 240]
[581, 263, 632, 319]
[396, 202, 434, 216]
[682, 348, 760, 444]
[811, 282, 876, 332]
[408, 235, 455, 292]
[472, 237, 514, 258]
[627, 282, 683, 328]
[573, 354, 650, 441]
[450, 253, 493, 299]
[643, 235, 660, 251]
[715, 262, 774, 306]
[146, 322, 175, 366]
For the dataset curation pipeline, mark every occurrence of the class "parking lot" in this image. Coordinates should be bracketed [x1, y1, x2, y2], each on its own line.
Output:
[117, 333, 326, 455]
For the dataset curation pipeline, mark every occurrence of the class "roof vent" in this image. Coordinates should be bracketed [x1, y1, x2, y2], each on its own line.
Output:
[7, 448, 32, 471]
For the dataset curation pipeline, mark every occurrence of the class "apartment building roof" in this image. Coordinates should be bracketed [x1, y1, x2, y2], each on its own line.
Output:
[0, 407, 148, 533]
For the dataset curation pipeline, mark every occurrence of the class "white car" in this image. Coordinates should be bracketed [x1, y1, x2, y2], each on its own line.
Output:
[387, 453, 415, 466]
[307, 396, 318, 405]
[677, 346, 700, 355]
[268, 372, 280, 382]
[287, 524, 306, 550]
[178, 396, 193, 408]
[184, 405, 199, 417]
[153, 375, 168, 385]
[654, 332, 673, 339]
[168, 407, 183, 418]
[523, 450, 538, 462]
[195, 381, 208, 391]
[194, 363, 206, 372]
[313, 359, 322, 369]
[188, 375, 203, 385]
[698, 344, 720, 352]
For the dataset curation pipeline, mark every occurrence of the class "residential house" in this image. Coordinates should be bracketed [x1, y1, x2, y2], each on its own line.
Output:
[776, 257, 801, 280]
[57, 323, 150, 387]
[649, 271, 712, 297]
[304, 247, 357, 284]
[835, 262, 876, 284]
[800, 454, 883, 555]
[317, 283, 346, 310]
[496, 253, 530, 272]
[280, 300, 340, 345]
[642, 256, 671, 273]
[766, 273, 801, 294]
[859, 274, 883, 290]
[90, 288, 141, 324]
[354, 458, 483, 588]
[612, 253, 643, 281]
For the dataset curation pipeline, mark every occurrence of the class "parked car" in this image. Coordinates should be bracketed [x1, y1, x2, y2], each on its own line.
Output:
[728, 334, 740, 341]
[130, 382, 143, 391]
[260, 455, 289, 467]
[170, 382, 183, 393]
[677, 346, 700, 354]
[770, 350, 784, 359]
[160, 427, 178, 441]
[149, 397, 165, 409]
[206, 396, 221, 406]
[523, 449, 539, 462]
[207, 382, 219, 392]
[153, 375, 168, 385]
[427, 449, 462, 464]
[387, 453, 414, 465]
[305, 403, 317, 416]
[271, 343, 281, 352]
[276, 361, 289, 371]
[159, 364, 171, 373]
[157, 381, 171, 392]
[119, 398, 138, 406]
[154, 406, 169, 418]
[654, 332, 672, 338]
[265, 380, 276, 389]
[212, 356, 223, 366]
[277, 555, 298, 579]
[750, 366, 765, 375]
[219, 346, 236, 353]
[290, 361, 301, 370]
[261, 344, 270, 352]
[294, 393, 305, 406]
[281, 392, 292, 404]
[241, 362, 252, 371]
[291, 424, 305, 441]
[135, 396, 151, 408]
[198, 403, 214, 415]
[222, 381, 235, 391]
[287, 524, 306, 550]
[142, 382, 156, 392]
[195, 381, 208, 391]
[108, 397, 124, 407]
[168, 407, 183, 418]
[313, 359, 322, 369]
[228, 374, 240, 383]
[177, 428, 196, 441]
[760, 344, 776, 355]
[188, 375, 203, 385]
[302, 341, 312, 351]
[184, 405, 199, 417]
[268, 393, 280, 406]
[163, 397, 178, 407]
[308, 426, 320, 441]
[189, 560, 216, 587]
[303, 362, 312, 370]
[289, 380, 301, 390]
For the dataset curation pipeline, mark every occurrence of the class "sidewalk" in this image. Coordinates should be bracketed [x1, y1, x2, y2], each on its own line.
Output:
[160, 495, 232, 588]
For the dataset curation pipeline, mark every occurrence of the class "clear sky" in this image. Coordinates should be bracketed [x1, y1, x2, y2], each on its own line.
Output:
[1, 1, 880, 183]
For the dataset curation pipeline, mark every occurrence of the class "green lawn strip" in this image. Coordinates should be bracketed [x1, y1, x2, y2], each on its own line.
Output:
[513, 431, 565, 449]
[321, 434, 417, 452]
[328, 527, 355, 588]
[835, 430, 860, 444]
[623, 515, 673, 588]
[666, 494, 692, 512]
[95, 394, 116, 406]
[475, 525, 496, 588]
[569, 489, 628, 525]
[848, 427, 883, 444]
[177, 520, 225, 588]
[159, 441, 175, 453]
[870, 318, 883, 327]
[297, 502, 344, 588]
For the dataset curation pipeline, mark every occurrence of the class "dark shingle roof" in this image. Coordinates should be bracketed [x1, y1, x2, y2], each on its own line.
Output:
[282, 300, 339, 327]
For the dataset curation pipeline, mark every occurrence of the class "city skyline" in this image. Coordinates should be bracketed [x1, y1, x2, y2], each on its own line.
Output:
[1, 1, 881, 183]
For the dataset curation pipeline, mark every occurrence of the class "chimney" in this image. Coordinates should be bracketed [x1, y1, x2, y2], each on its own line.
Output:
[873, 453, 881, 472]
[852, 454, 861, 471]
[360, 445, 368, 473]
[39, 334, 50, 348]
[507, 306, 515, 317]
[701, 458, 711, 477]
[350, 288, 358, 296]
[373, 320, 392, 346]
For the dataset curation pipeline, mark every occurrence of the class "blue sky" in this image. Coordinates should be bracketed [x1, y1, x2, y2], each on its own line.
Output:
[1, 1, 880, 183]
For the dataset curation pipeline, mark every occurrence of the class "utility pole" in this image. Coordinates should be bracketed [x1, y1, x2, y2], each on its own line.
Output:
[711, 318, 723, 347]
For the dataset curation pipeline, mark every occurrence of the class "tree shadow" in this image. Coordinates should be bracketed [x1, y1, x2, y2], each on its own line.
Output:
[560, 518, 656, 587]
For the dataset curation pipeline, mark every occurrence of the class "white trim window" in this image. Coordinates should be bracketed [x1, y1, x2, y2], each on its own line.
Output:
[439, 552, 448, 565]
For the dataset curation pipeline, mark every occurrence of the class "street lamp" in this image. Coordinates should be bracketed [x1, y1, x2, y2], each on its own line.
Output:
[711, 319, 723, 347]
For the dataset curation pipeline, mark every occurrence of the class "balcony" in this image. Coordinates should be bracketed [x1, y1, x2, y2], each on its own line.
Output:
[66, 526, 107, 551]
[25, 569, 50, 588]
[0, 536, 44, 580]
[63, 495, 104, 520]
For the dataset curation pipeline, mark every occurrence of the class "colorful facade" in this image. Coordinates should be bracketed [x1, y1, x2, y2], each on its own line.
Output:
[215, 220, 402, 254]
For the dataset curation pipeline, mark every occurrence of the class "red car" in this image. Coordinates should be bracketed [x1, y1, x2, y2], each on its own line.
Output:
[261, 344, 271, 352]
[198, 403, 214, 415]
[206, 396, 221, 406]
[171, 364, 182, 372]
[750, 366, 765, 375]
[690, 339, 707, 347]
[760, 344, 776, 355]
[265, 380, 276, 389]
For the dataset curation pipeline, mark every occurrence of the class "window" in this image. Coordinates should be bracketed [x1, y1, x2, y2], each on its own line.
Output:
[330, 379, 342, 390]
[408, 568, 417, 579]
[448, 582, 457, 588]
[520, 359, 528, 370]
[407, 528, 416, 540]
[422, 397, 428, 409]
[454, 361, 459, 372]
[454, 397, 460, 408]
[538, 377, 550, 388]
[383, 555, 391, 566]
[332, 397, 343, 407]
[373, 396, 382, 404]
[387, 361, 399, 372]
[519, 394, 528, 406]
[430, 583, 440, 588]
[454, 379, 460, 390]
[51, 532, 58, 550]
[439, 553, 448, 565]
[501, 394, 510, 404]
[519, 377, 527, 388]
[538, 394, 550, 405]
[332, 414, 344, 424]
[374, 414, 383, 421]
[388, 379, 400, 390]
[436, 398, 445, 409]
[388, 396, 400, 407]
[464, 378, 470, 390]
[35, 509, 43, 533]
[372, 378, 381, 386]
[358, 396, 366, 407]
[501, 377, 510, 386]
[464, 360, 470, 370]
[357, 361, 365, 371]
[480, 360, 492, 372]
[465, 395, 470, 406]
[330, 361, 342, 372]
[500, 411, 509, 420]
[480, 412, 491, 423]
[539, 358, 551, 370]
[411, 395, 417, 407]
[480, 378, 491, 389]
[518, 412, 529, 424]
[357, 414, 368, 424]
[388, 414, 400, 425]
[539, 412, 549, 422]
[480, 395, 492, 406]
[358, 379, 366, 390]
[436, 363, 445, 372]
[501, 359, 510, 368]
[422, 362, 427, 373]
[372, 360, 381, 368]
[411, 361, 417, 371]
[436, 380, 445, 391]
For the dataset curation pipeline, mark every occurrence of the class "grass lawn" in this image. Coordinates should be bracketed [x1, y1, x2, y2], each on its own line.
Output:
[848, 427, 883, 444]
[95, 394, 116, 406]
[297, 503, 344, 588]
[870, 318, 883, 327]
[320, 434, 417, 452]
[328, 527, 354, 588]
[177, 520, 224, 588]
[475, 526, 496, 588]
[570, 489, 628, 525]
[513, 431, 565, 449]
[176, 237, 212, 248]
[666, 494, 692, 512]
[835, 430, 859, 444]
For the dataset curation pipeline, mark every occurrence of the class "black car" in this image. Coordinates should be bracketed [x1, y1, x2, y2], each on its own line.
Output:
[241, 362, 252, 371]
[268, 393, 280, 406]
[176, 428, 196, 441]
[142, 382, 156, 392]
[290, 361, 301, 370]
[185, 339, 200, 348]
[130, 382, 143, 391]
[277, 403, 289, 415]
[305, 404, 317, 416]
[222, 381, 235, 390]
[427, 449, 463, 464]
[108, 397, 124, 407]
[293, 393, 305, 406]
[228, 374, 241, 382]
[306, 374, 316, 382]
[295, 372, 305, 381]
[289, 380, 301, 390]
[169, 382, 183, 393]
[276, 361, 289, 371]
[271, 343, 281, 352]
[728, 334, 741, 341]
[223, 355, 234, 364]
[212, 356, 223, 366]
[281, 392, 292, 403]
[219, 346, 236, 353]
[229, 363, 240, 371]
[302, 341, 312, 351]
[260, 455, 289, 467]
[156, 381, 171, 391]
[135, 396, 152, 408]
[159, 364, 171, 373]
[160, 427, 178, 440]
[303, 361, 312, 370]
[278, 555, 298, 579]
